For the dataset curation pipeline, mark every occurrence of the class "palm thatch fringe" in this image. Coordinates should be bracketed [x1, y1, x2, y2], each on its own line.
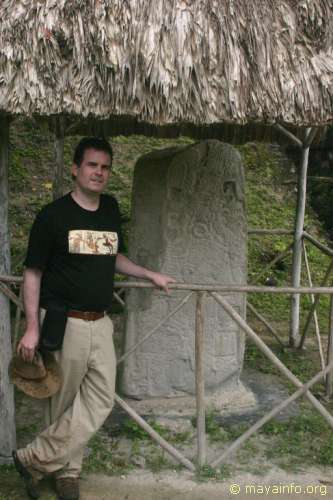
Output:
[1, 0, 333, 127]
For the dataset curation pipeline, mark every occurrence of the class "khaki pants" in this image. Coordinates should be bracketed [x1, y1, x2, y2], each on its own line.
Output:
[18, 313, 116, 478]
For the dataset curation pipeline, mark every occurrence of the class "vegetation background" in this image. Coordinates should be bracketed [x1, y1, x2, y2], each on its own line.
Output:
[1, 118, 333, 498]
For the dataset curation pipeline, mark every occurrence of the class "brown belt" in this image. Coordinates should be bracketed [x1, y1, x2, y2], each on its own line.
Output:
[67, 310, 105, 321]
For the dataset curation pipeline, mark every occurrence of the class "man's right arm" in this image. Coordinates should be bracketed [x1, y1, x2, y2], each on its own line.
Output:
[17, 267, 43, 362]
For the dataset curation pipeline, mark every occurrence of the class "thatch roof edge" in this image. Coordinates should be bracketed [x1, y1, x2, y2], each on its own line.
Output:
[1, 0, 333, 127]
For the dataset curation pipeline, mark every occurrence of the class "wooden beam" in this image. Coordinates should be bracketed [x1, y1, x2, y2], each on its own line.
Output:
[117, 292, 193, 365]
[247, 302, 286, 348]
[195, 292, 206, 467]
[274, 124, 303, 149]
[115, 394, 195, 472]
[0, 114, 16, 463]
[307, 176, 333, 183]
[112, 281, 333, 294]
[4, 276, 333, 295]
[211, 359, 333, 467]
[210, 292, 333, 430]
[248, 229, 294, 235]
[252, 242, 293, 284]
[53, 116, 65, 200]
[302, 240, 325, 370]
[290, 134, 311, 346]
[326, 296, 333, 399]
[299, 258, 333, 350]
[304, 127, 319, 148]
[303, 231, 333, 258]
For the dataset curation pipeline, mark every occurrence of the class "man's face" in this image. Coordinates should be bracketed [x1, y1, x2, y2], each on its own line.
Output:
[71, 148, 111, 195]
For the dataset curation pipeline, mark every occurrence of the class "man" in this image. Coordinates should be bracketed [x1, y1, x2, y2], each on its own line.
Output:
[13, 137, 175, 500]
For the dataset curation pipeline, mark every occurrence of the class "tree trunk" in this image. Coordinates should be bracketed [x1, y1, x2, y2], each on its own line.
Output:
[53, 116, 65, 200]
[0, 114, 16, 462]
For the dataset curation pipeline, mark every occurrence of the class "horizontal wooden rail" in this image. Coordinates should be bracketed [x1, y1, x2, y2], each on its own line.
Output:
[114, 283, 333, 294]
[3, 275, 333, 295]
[0, 275, 22, 283]
[248, 229, 294, 235]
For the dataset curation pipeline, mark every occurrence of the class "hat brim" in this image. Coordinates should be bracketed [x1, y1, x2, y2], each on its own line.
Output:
[9, 351, 62, 399]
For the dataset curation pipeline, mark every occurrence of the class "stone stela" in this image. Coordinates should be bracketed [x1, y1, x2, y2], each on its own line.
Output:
[121, 140, 247, 399]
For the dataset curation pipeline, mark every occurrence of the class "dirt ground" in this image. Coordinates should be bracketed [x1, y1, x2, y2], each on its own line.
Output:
[2, 366, 333, 500]
[2, 466, 333, 500]
[79, 468, 333, 500]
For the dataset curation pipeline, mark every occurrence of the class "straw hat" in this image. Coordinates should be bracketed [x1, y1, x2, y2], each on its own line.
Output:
[9, 350, 62, 399]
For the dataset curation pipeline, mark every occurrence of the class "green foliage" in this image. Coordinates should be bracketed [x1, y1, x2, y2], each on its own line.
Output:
[83, 433, 133, 475]
[116, 417, 192, 444]
[170, 430, 193, 444]
[262, 409, 333, 467]
[191, 409, 247, 444]
[120, 419, 152, 440]
[196, 464, 231, 482]
[245, 341, 320, 384]
[204, 411, 229, 443]
[238, 141, 332, 335]
[146, 448, 170, 472]
[308, 169, 333, 234]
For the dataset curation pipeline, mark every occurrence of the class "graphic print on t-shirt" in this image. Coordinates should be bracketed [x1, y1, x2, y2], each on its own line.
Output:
[68, 230, 118, 255]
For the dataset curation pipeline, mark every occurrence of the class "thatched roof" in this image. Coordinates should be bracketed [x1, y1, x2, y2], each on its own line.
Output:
[1, 0, 333, 129]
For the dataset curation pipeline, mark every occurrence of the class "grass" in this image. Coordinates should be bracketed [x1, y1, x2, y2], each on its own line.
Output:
[114, 416, 193, 446]
[82, 418, 193, 477]
[83, 432, 134, 476]
[262, 406, 333, 470]
[196, 464, 231, 482]
[0, 464, 57, 500]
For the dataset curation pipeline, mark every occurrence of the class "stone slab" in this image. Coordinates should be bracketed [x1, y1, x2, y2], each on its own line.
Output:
[121, 140, 247, 398]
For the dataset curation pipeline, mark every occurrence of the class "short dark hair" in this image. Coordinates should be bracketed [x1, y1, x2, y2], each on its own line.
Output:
[73, 137, 113, 167]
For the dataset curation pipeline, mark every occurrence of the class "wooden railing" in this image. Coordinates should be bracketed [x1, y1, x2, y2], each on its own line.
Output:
[1, 270, 333, 471]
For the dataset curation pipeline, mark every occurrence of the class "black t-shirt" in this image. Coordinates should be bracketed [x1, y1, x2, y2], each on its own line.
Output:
[24, 193, 125, 311]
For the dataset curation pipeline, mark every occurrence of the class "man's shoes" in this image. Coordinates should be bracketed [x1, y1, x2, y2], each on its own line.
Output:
[55, 477, 80, 500]
[12, 450, 40, 499]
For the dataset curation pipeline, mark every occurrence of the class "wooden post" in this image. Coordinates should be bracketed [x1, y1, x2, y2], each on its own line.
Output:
[53, 116, 65, 200]
[13, 284, 23, 349]
[0, 114, 16, 462]
[290, 135, 311, 346]
[326, 296, 333, 399]
[195, 292, 206, 467]
[302, 240, 325, 370]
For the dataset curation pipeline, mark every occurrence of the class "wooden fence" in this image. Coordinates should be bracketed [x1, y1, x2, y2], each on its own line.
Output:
[2, 251, 333, 471]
